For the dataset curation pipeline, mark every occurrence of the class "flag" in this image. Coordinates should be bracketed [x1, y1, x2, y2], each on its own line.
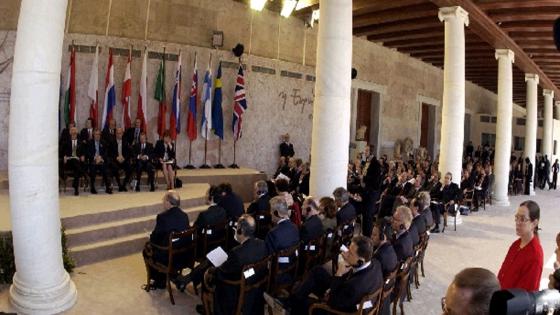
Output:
[155, 53, 166, 138]
[87, 45, 99, 128]
[121, 49, 132, 129]
[137, 48, 148, 133]
[63, 45, 76, 126]
[170, 53, 182, 140]
[200, 58, 213, 139]
[101, 48, 116, 130]
[186, 55, 198, 141]
[212, 61, 224, 140]
[232, 64, 247, 141]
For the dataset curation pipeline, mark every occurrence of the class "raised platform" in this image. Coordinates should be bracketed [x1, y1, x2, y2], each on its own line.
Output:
[0, 168, 267, 266]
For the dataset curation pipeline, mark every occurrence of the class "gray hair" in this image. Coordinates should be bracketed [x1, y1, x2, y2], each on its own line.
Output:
[255, 180, 268, 194]
[270, 196, 289, 217]
[332, 187, 349, 203]
[396, 206, 413, 230]
[417, 191, 431, 210]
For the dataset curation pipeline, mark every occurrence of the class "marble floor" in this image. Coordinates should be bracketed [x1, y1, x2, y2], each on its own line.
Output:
[0, 189, 559, 314]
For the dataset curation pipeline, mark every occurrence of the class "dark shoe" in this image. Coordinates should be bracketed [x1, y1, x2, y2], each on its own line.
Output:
[150, 185, 155, 192]
[135, 185, 140, 192]
[118, 186, 125, 192]
[122, 186, 128, 192]
[106, 188, 113, 194]
[90, 188, 98, 194]
[74, 189, 79, 196]
[195, 304, 206, 315]
[172, 275, 190, 292]
[430, 227, 440, 234]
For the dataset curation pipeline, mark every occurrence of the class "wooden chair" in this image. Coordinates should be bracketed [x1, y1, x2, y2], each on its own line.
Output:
[407, 243, 424, 302]
[197, 220, 228, 261]
[202, 255, 272, 315]
[392, 257, 414, 315]
[144, 227, 197, 305]
[299, 235, 324, 277]
[308, 286, 383, 315]
[321, 228, 336, 263]
[418, 233, 429, 278]
[379, 268, 398, 315]
[331, 220, 357, 273]
[254, 210, 272, 239]
[269, 243, 300, 295]
[461, 189, 475, 211]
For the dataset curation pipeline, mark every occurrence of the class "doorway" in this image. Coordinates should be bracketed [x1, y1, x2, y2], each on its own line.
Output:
[420, 103, 436, 157]
[355, 89, 381, 155]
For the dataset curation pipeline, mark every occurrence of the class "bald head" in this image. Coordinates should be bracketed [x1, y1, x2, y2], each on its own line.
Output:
[164, 191, 181, 209]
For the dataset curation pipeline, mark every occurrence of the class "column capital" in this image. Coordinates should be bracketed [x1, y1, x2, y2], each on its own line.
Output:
[495, 49, 515, 63]
[543, 89, 554, 98]
[438, 6, 469, 27]
[525, 73, 539, 84]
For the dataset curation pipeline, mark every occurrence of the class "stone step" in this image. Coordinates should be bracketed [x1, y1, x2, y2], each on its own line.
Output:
[66, 205, 207, 248]
[69, 232, 149, 267]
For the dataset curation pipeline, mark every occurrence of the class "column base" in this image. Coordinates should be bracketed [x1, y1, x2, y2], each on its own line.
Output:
[10, 271, 77, 315]
[492, 197, 510, 207]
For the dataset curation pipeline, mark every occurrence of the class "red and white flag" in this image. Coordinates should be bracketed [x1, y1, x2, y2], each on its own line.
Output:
[87, 45, 99, 128]
[121, 49, 132, 129]
[136, 48, 148, 133]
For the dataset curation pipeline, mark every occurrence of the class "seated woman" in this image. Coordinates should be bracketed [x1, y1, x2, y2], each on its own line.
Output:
[154, 130, 176, 190]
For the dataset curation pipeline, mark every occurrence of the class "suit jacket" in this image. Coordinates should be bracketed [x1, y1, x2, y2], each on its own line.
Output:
[421, 206, 434, 228]
[218, 192, 245, 221]
[214, 238, 268, 315]
[60, 138, 86, 159]
[526, 162, 533, 181]
[79, 128, 94, 144]
[86, 140, 110, 164]
[194, 205, 227, 230]
[108, 139, 131, 162]
[279, 142, 294, 158]
[392, 230, 414, 262]
[328, 260, 384, 313]
[154, 140, 176, 162]
[408, 224, 420, 247]
[411, 214, 427, 237]
[149, 207, 190, 265]
[133, 142, 154, 161]
[265, 219, 300, 255]
[373, 242, 398, 278]
[124, 127, 143, 146]
[336, 202, 357, 225]
[300, 215, 323, 243]
[439, 183, 460, 204]
[101, 127, 117, 145]
[363, 158, 382, 191]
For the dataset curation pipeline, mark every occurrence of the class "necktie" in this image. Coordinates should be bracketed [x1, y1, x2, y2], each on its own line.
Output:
[135, 129, 139, 142]
[72, 140, 77, 157]
[118, 140, 122, 156]
[88, 129, 92, 139]
[95, 142, 100, 156]
[142, 143, 145, 152]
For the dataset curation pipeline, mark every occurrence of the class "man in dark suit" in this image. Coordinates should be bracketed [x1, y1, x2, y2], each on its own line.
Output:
[142, 191, 189, 289]
[371, 222, 398, 278]
[125, 117, 143, 147]
[265, 196, 300, 255]
[86, 129, 112, 194]
[194, 186, 228, 255]
[279, 133, 295, 159]
[410, 198, 427, 237]
[206, 214, 268, 315]
[247, 180, 272, 239]
[300, 198, 323, 243]
[362, 156, 382, 237]
[431, 172, 460, 233]
[108, 127, 132, 192]
[524, 157, 533, 195]
[417, 191, 434, 229]
[217, 182, 245, 222]
[59, 121, 76, 148]
[266, 236, 383, 315]
[101, 118, 117, 145]
[79, 117, 94, 144]
[133, 133, 155, 192]
[60, 126, 86, 195]
[391, 206, 414, 262]
[333, 187, 357, 225]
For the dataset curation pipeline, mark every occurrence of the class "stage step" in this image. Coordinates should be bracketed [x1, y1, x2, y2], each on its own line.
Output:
[69, 232, 149, 266]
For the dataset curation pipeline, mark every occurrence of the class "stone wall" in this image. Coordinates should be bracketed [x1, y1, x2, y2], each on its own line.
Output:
[0, 0, 506, 174]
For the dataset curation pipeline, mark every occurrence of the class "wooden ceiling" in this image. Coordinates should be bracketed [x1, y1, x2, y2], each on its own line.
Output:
[241, 0, 560, 108]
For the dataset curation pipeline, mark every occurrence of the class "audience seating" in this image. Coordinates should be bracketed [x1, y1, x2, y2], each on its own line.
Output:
[299, 235, 324, 277]
[269, 243, 300, 295]
[392, 257, 414, 315]
[144, 227, 197, 305]
[308, 286, 383, 315]
[197, 220, 228, 261]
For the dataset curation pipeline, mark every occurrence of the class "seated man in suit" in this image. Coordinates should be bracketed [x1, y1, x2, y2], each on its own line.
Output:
[391, 206, 414, 262]
[247, 180, 272, 239]
[371, 222, 398, 278]
[125, 117, 143, 147]
[217, 182, 245, 222]
[101, 118, 117, 145]
[79, 117, 94, 144]
[87, 129, 112, 194]
[196, 214, 268, 315]
[154, 130, 176, 190]
[431, 172, 460, 233]
[59, 121, 76, 148]
[142, 191, 189, 289]
[194, 186, 228, 258]
[300, 197, 324, 244]
[60, 126, 86, 195]
[108, 127, 132, 192]
[133, 133, 155, 192]
[265, 196, 300, 255]
[410, 198, 427, 241]
[417, 191, 434, 230]
[333, 187, 356, 225]
[266, 236, 383, 315]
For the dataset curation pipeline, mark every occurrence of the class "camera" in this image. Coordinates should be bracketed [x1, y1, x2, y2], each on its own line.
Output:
[489, 288, 560, 315]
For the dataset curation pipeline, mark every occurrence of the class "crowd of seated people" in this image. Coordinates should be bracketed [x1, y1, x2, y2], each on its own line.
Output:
[59, 118, 177, 195]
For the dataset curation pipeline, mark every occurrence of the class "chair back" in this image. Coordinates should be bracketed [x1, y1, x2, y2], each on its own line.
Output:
[270, 243, 300, 293]
[255, 210, 272, 239]
[357, 286, 383, 315]
[394, 256, 413, 299]
[302, 235, 324, 271]
[200, 220, 228, 257]
[381, 267, 398, 302]
[167, 227, 197, 272]
[322, 228, 336, 262]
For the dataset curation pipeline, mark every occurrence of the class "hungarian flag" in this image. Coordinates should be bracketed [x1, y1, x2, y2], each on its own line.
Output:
[137, 48, 148, 133]
[121, 49, 132, 129]
[170, 53, 182, 140]
[87, 45, 99, 128]
[232, 64, 247, 141]
[64, 45, 77, 126]
[212, 61, 224, 140]
[200, 59, 213, 139]
[101, 48, 116, 130]
[154, 53, 167, 139]
[186, 55, 198, 141]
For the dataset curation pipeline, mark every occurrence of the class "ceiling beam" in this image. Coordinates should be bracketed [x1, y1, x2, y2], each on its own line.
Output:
[353, 17, 439, 36]
[367, 27, 443, 42]
[478, 1, 560, 11]
[354, 3, 437, 28]
[430, 0, 559, 96]
[353, 0, 429, 16]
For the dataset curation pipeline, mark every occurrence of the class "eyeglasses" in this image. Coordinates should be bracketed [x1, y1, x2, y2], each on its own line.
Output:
[514, 215, 531, 223]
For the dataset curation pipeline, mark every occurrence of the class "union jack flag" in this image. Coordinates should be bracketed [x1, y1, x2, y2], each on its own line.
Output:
[232, 64, 247, 141]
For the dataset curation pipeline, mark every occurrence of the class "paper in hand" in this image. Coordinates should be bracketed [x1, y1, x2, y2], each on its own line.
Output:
[206, 246, 228, 267]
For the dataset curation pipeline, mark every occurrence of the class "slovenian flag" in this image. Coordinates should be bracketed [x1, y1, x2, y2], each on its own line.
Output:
[200, 58, 212, 139]
[186, 55, 198, 141]
[121, 49, 132, 129]
[170, 53, 182, 140]
[101, 48, 116, 130]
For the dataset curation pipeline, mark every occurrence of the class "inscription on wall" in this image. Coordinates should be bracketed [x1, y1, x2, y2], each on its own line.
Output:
[278, 88, 314, 114]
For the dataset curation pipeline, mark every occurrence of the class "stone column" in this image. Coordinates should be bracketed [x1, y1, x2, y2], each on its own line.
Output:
[543, 89, 554, 160]
[438, 6, 469, 184]
[493, 49, 514, 206]
[524, 74, 539, 196]
[309, 0, 352, 197]
[8, 0, 77, 314]
[555, 101, 560, 121]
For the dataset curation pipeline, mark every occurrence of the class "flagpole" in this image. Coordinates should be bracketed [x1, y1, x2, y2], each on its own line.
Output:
[229, 139, 239, 169]
[200, 53, 212, 169]
[214, 139, 225, 168]
[185, 141, 195, 169]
